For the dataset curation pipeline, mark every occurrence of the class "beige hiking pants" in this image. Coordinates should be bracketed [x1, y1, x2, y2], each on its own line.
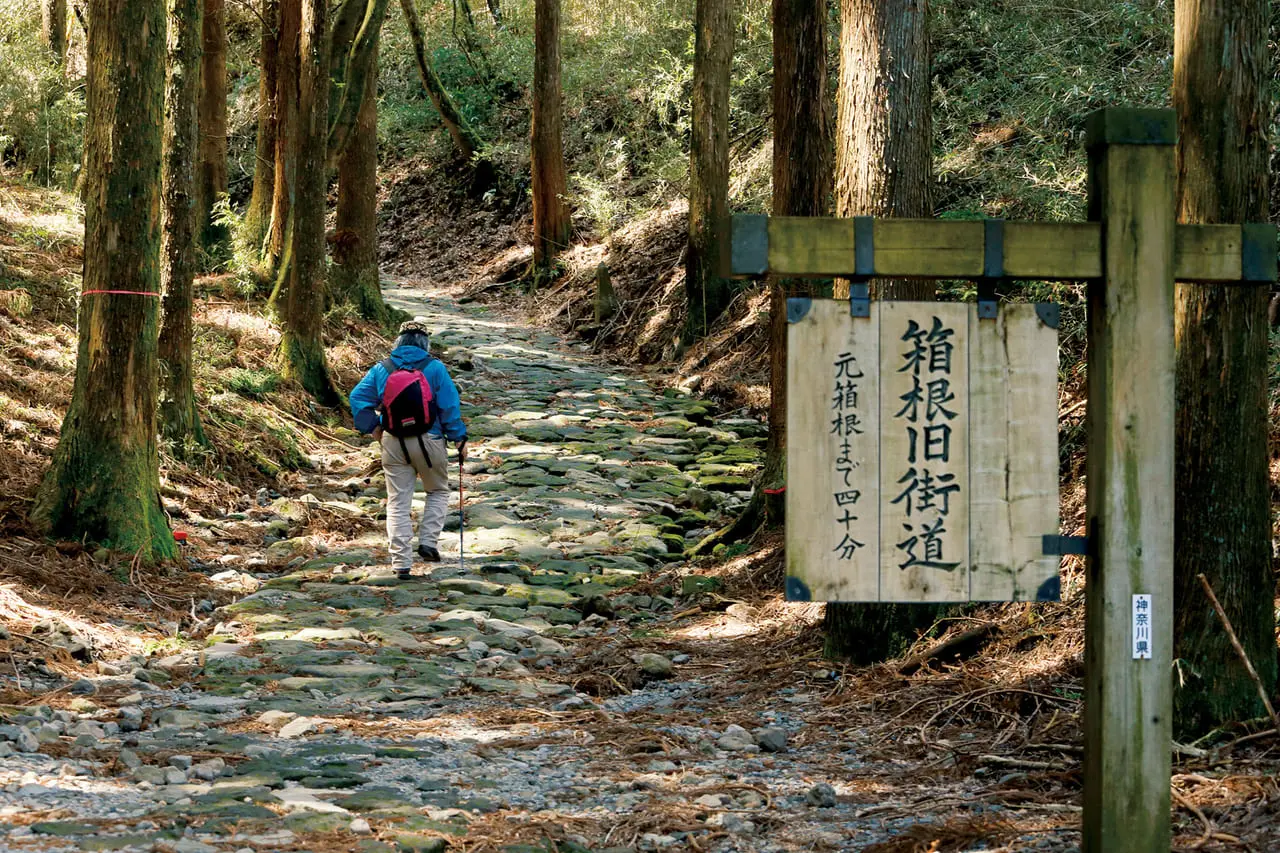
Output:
[381, 432, 450, 570]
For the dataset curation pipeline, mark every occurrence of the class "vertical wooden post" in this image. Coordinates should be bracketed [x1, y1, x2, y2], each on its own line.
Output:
[1082, 108, 1176, 853]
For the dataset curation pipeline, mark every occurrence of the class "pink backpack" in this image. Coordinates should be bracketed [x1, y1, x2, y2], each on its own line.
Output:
[380, 358, 437, 464]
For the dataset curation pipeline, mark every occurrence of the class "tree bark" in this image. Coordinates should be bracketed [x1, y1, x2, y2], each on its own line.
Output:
[266, 0, 301, 279]
[825, 0, 937, 662]
[684, 0, 733, 341]
[485, 0, 502, 29]
[71, 0, 87, 39]
[833, 0, 932, 298]
[196, 0, 229, 254]
[71, 0, 88, 197]
[33, 0, 177, 562]
[159, 0, 207, 450]
[327, 0, 389, 167]
[1171, 0, 1276, 737]
[331, 42, 390, 323]
[39, 0, 68, 185]
[277, 0, 338, 404]
[399, 0, 481, 162]
[531, 0, 570, 285]
[243, 0, 280, 270]
[763, 0, 830, 524]
[529, 0, 570, 281]
[42, 0, 67, 65]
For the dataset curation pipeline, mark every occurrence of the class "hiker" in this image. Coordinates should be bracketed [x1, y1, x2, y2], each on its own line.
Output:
[349, 318, 468, 579]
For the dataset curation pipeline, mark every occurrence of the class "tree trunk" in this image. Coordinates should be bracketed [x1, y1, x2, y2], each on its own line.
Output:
[243, 0, 280, 271]
[42, 0, 67, 64]
[530, 0, 569, 285]
[399, 0, 481, 162]
[763, 0, 830, 525]
[833, 0, 932, 298]
[71, 0, 87, 39]
[684, 0, 733, 342]
[159, 0, 207, 450]
[825, 0, 936, 662]
[331, 42, 390, 323]
[266, 0, 301, 279]
[196, 0, 229, 254]
[277, 0, 338, 404]
[33, 0, 176, 563]
[329, 0, 368, 79]
[327, 0, 389, 167]
[1171, 0, 1276, 737]
[328, 0, 370, 153]
[485, 0, 502, 30]
[455, 0, 476, 32]
[71, 0, 88, 198]
[452, 0, 491, 81]
[39, 0, 68, 185]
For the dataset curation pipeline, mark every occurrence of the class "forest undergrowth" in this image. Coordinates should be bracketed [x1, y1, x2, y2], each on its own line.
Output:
[0, 180, 391, 667]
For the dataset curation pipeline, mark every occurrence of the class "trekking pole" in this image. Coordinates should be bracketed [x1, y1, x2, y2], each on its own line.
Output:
[458, 444, 465, 572]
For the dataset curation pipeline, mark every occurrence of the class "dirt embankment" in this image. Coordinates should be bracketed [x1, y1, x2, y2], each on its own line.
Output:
[377, 160, 773, 415]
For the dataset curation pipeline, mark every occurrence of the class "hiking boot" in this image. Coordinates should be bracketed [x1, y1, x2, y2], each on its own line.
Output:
[396, 568, 412, 581]
[417, 544, 440, 563]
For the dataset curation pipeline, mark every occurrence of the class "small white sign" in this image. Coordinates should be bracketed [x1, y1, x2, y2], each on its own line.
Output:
[1132, 594, 1152, 660]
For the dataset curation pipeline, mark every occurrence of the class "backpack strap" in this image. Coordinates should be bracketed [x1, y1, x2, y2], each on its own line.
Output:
[376, 358, 397, 421]
[383, 356, 435, 374]
[395, 433, 433, 470]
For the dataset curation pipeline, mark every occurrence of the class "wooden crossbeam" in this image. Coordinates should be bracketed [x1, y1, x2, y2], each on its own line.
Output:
[727, 215, 1277, 283]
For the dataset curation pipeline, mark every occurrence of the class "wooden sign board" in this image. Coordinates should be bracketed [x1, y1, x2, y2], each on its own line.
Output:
[786, 299, 1059, 603]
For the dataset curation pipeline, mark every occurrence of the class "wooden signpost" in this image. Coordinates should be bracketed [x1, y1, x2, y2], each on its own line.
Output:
[726, 108, 1277, 853]
[783, 298, 1059, 602]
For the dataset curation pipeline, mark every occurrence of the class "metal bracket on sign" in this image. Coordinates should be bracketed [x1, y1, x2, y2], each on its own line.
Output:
[1042, 534, 1089, 556]
[1035, 302, 1061, 329]
[978, 218, 1003, 319]
[785, 576, 812, 602]
[730, 214, 769, 278]
[786, 297, 812, 324]
[850, 216, 874, 318]
[1240, 222, 1278, 284]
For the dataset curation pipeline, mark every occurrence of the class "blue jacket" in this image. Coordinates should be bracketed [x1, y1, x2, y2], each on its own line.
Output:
[349, 345, 468, 442]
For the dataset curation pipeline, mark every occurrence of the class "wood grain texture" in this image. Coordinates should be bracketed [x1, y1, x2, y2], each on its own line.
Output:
[787, 300, 1059, 603]
[744, 217, 1263, 284]
[1174, 223, 1241, 282]
[874, 220, 982, 278]
[1082, 131, 1176, 853]
[786, 299, 880, 600]
[968, 304, 1059, 601]
[1003, 222, 1100, 279]
[878, 302, 970, 602]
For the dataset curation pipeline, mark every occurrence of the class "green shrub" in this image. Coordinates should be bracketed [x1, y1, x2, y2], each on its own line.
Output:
[0, 0, 85, 187]
[224, 368, 281, 400]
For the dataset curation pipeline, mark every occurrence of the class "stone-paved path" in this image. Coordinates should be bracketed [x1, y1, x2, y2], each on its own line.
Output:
[0, 289, 1066, 853]
[0, 290, 786, 852]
